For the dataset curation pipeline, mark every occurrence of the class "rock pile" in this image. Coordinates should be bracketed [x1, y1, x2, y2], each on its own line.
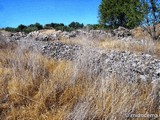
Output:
[77, 49, 160, 83]
[61, 27, 132, 40]
[27, 31, 59, 41]
[9, 32, 26, 41]
[5, 26, 135, 42]
[42, 42, 81, 60]
[60, 31, 77, 39]
[89, 30, 112, 39]
[3, 27, 156, 52]
[112, 26, 132, 38]
[42, 42, 160, 83]
[7, 31, 59, 42]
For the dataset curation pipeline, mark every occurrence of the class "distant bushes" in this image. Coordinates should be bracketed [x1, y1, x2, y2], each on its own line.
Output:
[5, 27, 18, 32]
[44, 23, 65, 30]
[68, 22, 84, 29]
[4, 22, 85, 33]
[44, 22, 84, 32]
[4, 23, 43, 33]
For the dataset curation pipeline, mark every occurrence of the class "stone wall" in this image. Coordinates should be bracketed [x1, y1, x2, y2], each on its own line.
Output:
[42, 42, 160, 83]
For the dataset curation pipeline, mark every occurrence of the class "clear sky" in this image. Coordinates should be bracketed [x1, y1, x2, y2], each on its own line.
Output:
[0, 0, 101, 28]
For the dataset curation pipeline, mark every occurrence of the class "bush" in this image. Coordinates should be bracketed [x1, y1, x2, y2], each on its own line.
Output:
[17, 24, 27, 32]
[34, 23, 43, 30]
[24, 26, 38, 33]
[5, 27, 17, 32]
[5, 22, 85, 33]
[69, 22, 84, 29]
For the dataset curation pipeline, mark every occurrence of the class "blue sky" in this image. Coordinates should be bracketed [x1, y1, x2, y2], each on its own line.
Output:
[0, 0, 101, 28]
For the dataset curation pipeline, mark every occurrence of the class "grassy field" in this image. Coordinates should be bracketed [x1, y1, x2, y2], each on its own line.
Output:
[0, 39, 159, 120]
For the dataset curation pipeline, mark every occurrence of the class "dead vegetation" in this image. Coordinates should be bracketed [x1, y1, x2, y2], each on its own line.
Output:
[0, 39, 159, 120]
[98, 38, 160, 57]
[0, 28, 159, 119]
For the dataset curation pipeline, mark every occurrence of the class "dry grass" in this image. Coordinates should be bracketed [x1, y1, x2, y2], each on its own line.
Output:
[39, 29, 57, 35]
[0, 42, 159, 120]
[59, 37, 92, 47]
[131, 24, 160, 40]
[98, 38, 160, 57]
[131, 27, 151, 40]
[59, 35, 160, 58]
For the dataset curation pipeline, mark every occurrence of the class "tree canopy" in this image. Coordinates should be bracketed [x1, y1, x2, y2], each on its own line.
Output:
[69, 22, 84, 29]
[99, 0, 146, 29]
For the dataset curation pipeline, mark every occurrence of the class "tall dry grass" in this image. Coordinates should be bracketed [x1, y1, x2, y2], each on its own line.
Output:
[60, 35, 160, 58]
[0, 40, 159, 120]
[98, 38, 160, 57]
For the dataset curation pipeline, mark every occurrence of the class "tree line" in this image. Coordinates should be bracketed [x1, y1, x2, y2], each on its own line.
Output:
[4, 22, 108, 34]
[4, 22, 84, 33]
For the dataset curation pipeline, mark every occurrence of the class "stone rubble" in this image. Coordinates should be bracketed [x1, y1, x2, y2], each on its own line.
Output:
[42, 42, 160, 83]
[9, 32, 27, 41]
[4, 26, 148, 45]
[42, 42, 81, 60]
[111, 26, 132, 38]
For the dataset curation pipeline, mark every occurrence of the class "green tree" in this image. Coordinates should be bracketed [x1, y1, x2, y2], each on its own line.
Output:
[17, 24, 27, 32]
[34, 23, 43, 30]
[24, 24, 38, 33]
[86, 24, 102, 30]
[44, 23, 65, 31]
[69, 22, 84, 29]
[99, 0, 145, 29]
